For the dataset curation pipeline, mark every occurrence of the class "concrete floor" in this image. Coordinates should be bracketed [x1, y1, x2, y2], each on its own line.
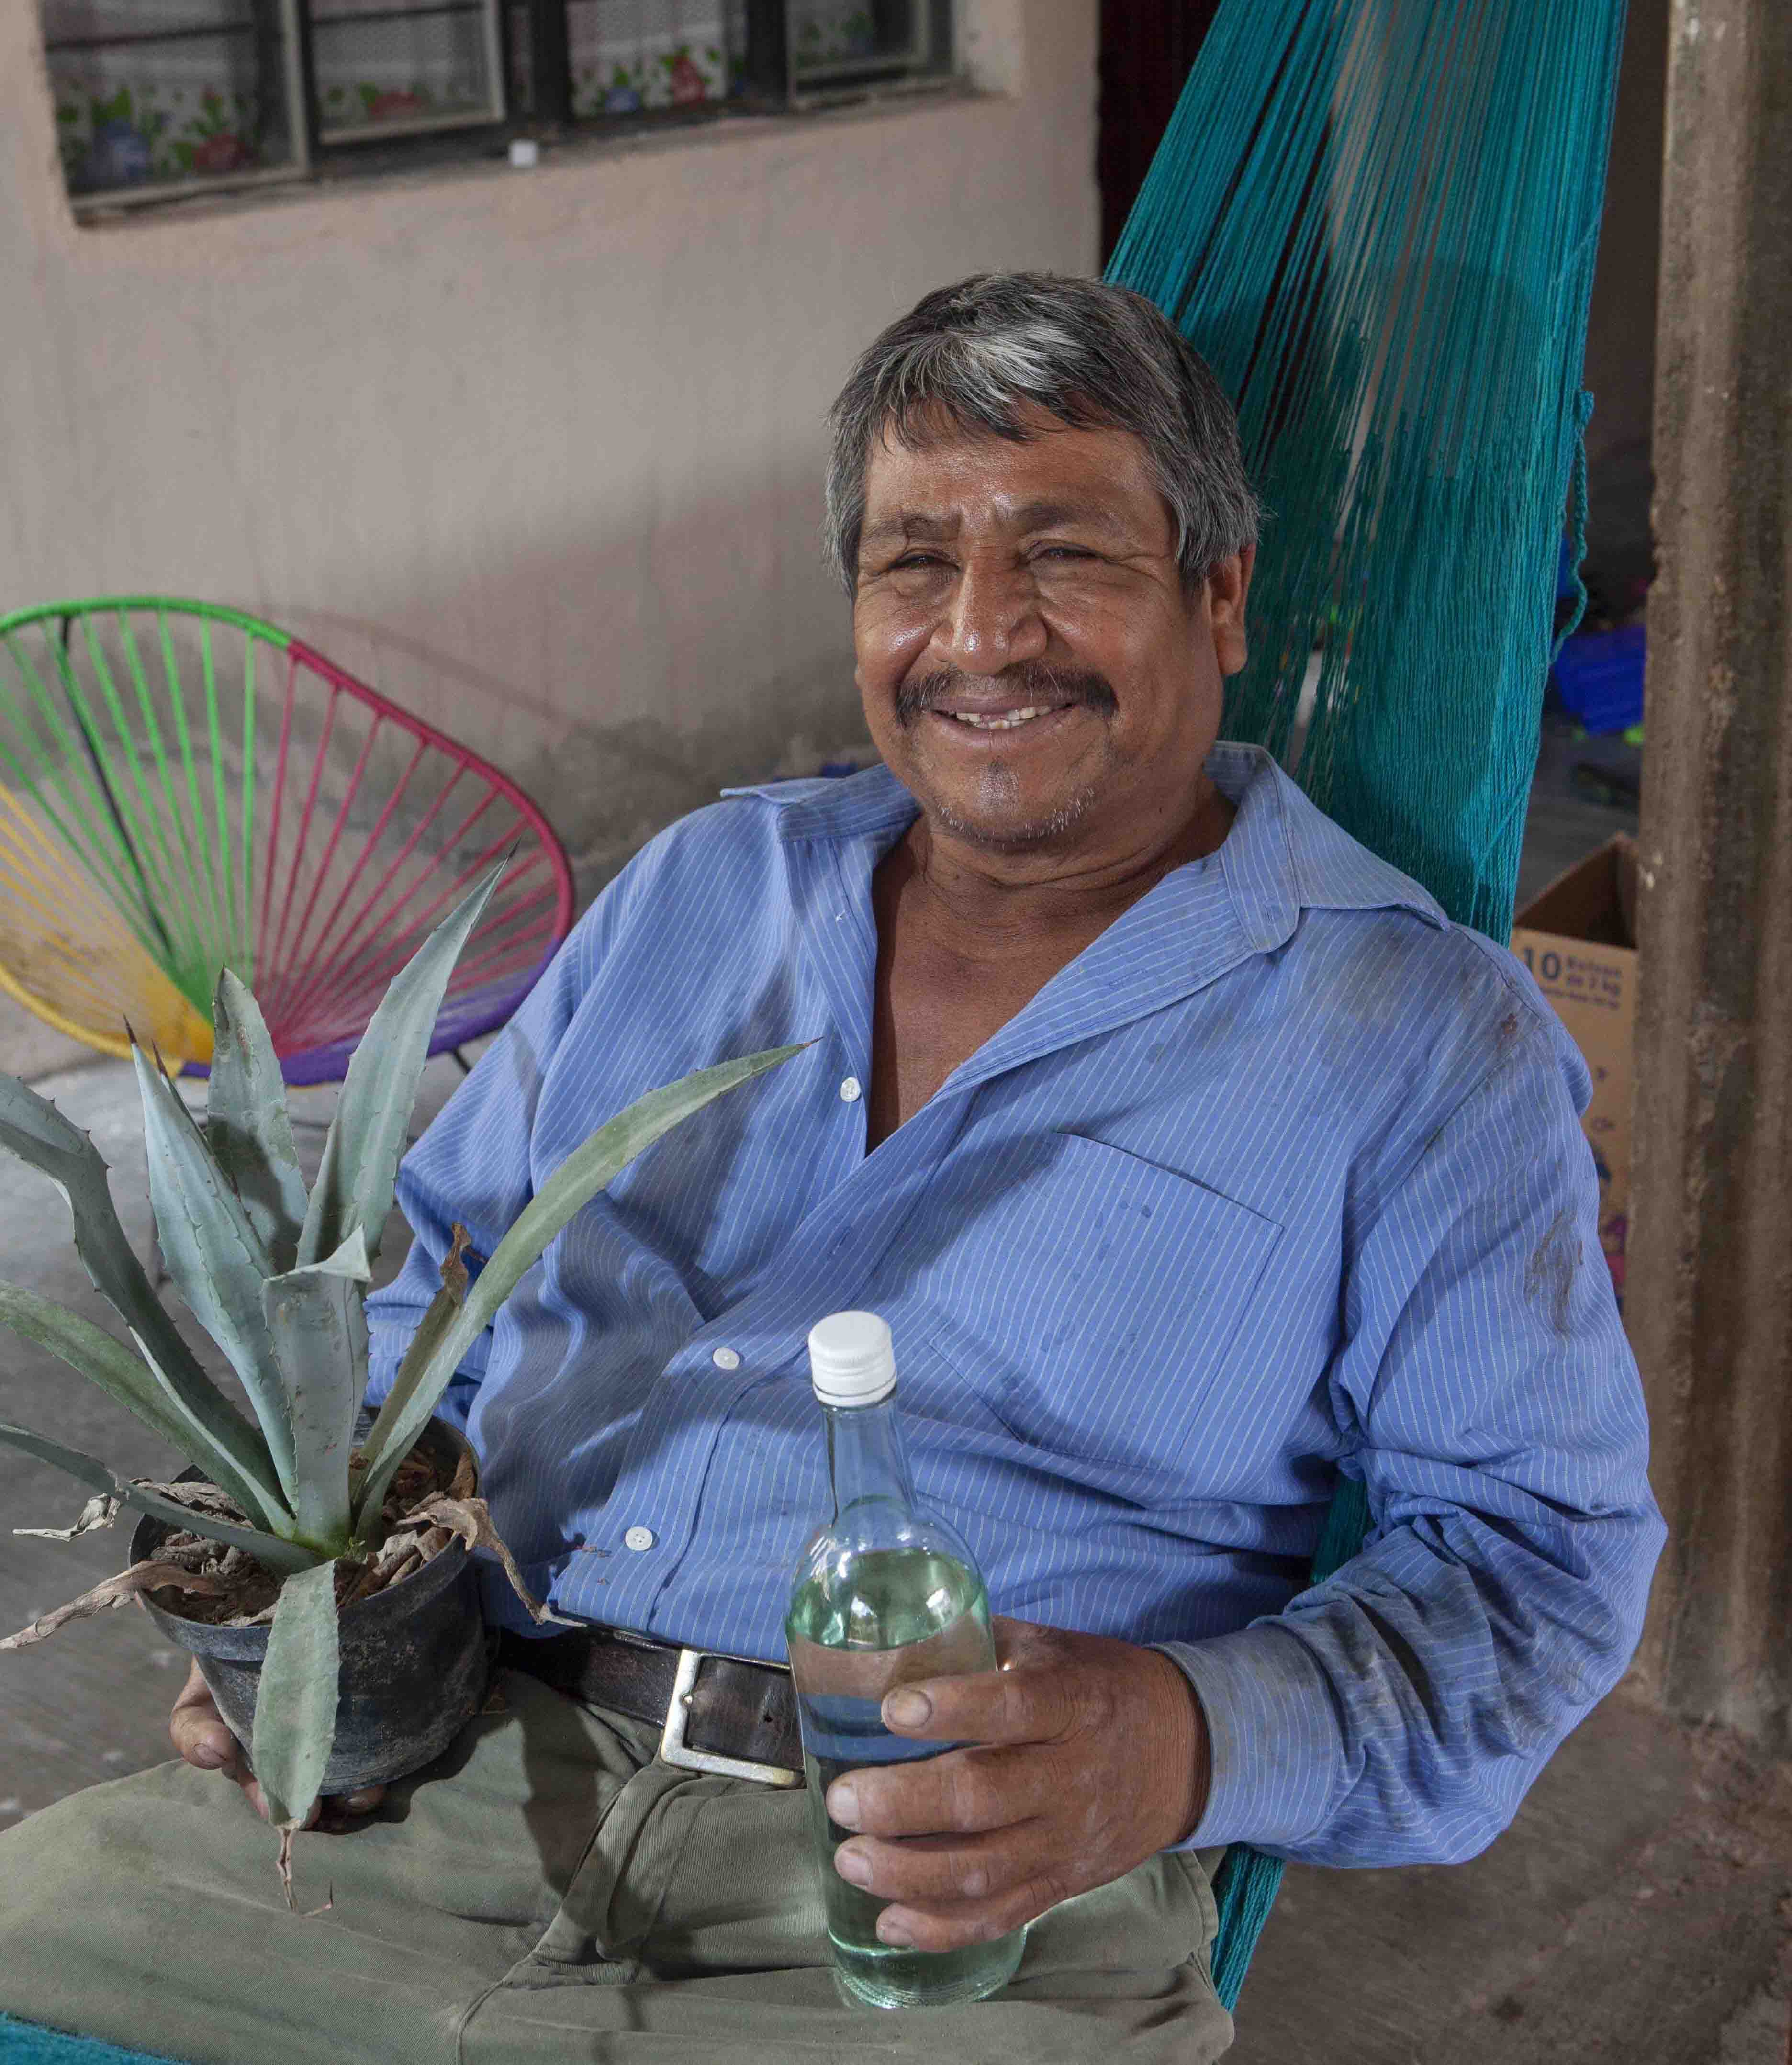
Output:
[1233, 1686, 1792, 2065]
[4, 721, 1786, 2061]
[1513, 712, 1644, 911]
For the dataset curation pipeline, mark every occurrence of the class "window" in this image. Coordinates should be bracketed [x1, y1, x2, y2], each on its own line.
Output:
[42, 0, 955, 215]
[313, 0, 508, 143]
[785, 0, 951, 95]
[45, 3, 310, 202]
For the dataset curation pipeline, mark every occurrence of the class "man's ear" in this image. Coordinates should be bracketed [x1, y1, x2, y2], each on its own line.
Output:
[1206, 545, 1255, 678]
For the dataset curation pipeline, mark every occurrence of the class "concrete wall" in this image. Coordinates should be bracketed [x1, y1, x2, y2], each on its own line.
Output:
[0, 1, 1098, 954]
[1628, 0, 1792, 1755]
[1580, 0, 1670, 605]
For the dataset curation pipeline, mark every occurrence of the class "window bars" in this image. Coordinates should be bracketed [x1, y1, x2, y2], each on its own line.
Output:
[41, 0, 955, 213]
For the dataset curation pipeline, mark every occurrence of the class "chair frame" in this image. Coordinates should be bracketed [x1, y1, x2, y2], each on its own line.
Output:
[0, 597, 573, 1084]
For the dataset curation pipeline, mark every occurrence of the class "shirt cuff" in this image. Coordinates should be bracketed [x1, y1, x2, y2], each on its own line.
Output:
[1155, 1622, 1343, 1854]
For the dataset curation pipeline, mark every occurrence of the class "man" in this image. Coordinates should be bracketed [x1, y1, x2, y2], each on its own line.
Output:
[0, 274, 1662, 2065]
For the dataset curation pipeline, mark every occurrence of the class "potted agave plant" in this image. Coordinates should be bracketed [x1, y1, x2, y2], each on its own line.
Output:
[0, 861, 800, 1895]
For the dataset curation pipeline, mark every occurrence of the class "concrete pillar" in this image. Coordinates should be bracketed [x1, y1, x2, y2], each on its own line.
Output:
[1626, 0, 1792, 1751]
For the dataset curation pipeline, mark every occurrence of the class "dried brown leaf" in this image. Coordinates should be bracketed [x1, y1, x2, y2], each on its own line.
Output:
[14, 1492, 122, 1542]
[273, 1827, 334, 1916]
[335, 1563, 382, 1612]
[137, 1530, 282, 1627]
[401, 1494, 572, 1626]
[0, 1560, 229, 1649]
[134, 1480, 252, 1525]
[441, 1223, 472, 1303]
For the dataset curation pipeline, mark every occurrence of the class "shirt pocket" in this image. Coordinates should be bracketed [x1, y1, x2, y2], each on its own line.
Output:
[888, 1130, 1283, 1481]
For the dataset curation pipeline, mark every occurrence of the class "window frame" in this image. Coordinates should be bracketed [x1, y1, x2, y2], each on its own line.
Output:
[46, 0, 958, 221]
[306, 0, 509, 148]
[45, 0, 315, 212]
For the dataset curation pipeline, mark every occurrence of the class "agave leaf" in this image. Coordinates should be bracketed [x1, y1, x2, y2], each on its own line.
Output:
[250, 1559, 340, 1839]
[0, 1420, 318, 1575]
[348, 1227, 470, 1513]
[261, 1230, 369, 1554]
[353, 1045, 806, 1529]
[0, 1279, 292, 1534]
[298, 859, 506, 1272]
[0, 1074, 285, 1531]
[208, 971, 308, 1272]
[133, 1044, 298, 1504]
[131, 1334, 298, 1535]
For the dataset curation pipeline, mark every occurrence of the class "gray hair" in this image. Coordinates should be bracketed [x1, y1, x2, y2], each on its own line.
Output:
[823, 271, 1261, 595]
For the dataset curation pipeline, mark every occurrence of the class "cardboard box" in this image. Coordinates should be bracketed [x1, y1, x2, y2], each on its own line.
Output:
[1510, 836, 1638, 1304]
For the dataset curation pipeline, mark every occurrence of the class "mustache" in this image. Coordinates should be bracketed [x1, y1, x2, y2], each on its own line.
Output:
[895, 664, 1119, 727]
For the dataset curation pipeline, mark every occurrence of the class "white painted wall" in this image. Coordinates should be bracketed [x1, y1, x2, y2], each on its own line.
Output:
[0, 0, 1097, 939]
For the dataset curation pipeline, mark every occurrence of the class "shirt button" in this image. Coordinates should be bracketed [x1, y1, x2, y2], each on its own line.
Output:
[840, 1076, 862, 1103]
[623, 1525, 656, 1552]
[711, 1346, 741, 1370]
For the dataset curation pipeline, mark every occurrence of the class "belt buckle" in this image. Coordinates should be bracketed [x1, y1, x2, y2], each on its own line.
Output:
[658, 1648, 803, 1788]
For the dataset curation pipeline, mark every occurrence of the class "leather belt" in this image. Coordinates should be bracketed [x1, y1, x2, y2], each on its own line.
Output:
[498, 1622, 805, 1787]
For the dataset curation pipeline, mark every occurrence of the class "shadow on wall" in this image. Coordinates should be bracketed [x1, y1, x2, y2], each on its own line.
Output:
[248, 473, 875, 910]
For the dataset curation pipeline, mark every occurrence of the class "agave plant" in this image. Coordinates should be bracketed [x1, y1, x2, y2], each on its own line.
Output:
[0, 860, 801, 1877]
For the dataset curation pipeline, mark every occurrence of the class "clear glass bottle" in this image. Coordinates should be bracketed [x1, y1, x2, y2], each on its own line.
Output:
[784, 1311, 1027, 2010]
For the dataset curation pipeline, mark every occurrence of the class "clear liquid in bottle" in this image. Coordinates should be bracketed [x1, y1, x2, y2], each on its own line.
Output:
[785, 1313, 1026, 2010]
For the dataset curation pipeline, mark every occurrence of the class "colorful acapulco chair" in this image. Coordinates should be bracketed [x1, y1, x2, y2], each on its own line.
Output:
[0, 598, 572, 1084]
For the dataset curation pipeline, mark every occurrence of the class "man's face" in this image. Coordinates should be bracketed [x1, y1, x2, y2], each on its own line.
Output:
[851, 403, 1251, 861]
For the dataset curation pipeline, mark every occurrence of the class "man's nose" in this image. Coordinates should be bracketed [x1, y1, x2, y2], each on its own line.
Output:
[932, 561, 1048, 673]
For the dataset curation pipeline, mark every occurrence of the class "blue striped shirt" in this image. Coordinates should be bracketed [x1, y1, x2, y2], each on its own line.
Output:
[366, 743, 1664, 1868]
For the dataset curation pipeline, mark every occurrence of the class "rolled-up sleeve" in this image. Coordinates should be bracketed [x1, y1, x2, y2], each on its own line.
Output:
[1163, 1015, 1666, 1866]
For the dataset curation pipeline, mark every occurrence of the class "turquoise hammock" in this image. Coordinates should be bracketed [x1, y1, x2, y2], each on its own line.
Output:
[1104, 0, 1628, 2012]
[0, 1, 1629, 2056]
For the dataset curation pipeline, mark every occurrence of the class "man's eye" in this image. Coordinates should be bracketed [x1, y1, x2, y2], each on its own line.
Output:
[888, 552, 947, 572]
[1034, 545, 1094, 562]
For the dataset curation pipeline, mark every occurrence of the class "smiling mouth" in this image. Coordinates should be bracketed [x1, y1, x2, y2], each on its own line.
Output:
[897, 665, 1118, 736]
[940, 704, 1068, 731]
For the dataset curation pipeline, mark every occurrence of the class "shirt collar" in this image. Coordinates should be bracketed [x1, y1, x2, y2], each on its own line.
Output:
[722, 742, 1446, 938]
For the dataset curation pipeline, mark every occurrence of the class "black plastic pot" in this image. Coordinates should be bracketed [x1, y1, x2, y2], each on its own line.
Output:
[129, 1417, 488, 1794]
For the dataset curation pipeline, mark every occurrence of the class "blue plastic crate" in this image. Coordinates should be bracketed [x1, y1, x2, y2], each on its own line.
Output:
[1552, 623, 1645, 735]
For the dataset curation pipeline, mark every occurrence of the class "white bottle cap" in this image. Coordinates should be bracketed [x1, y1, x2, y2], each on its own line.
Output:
[807, 1311, 896, 1408]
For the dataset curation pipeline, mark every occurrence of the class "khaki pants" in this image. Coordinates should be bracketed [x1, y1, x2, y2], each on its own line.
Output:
[0, 1668, 1232, 2064]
